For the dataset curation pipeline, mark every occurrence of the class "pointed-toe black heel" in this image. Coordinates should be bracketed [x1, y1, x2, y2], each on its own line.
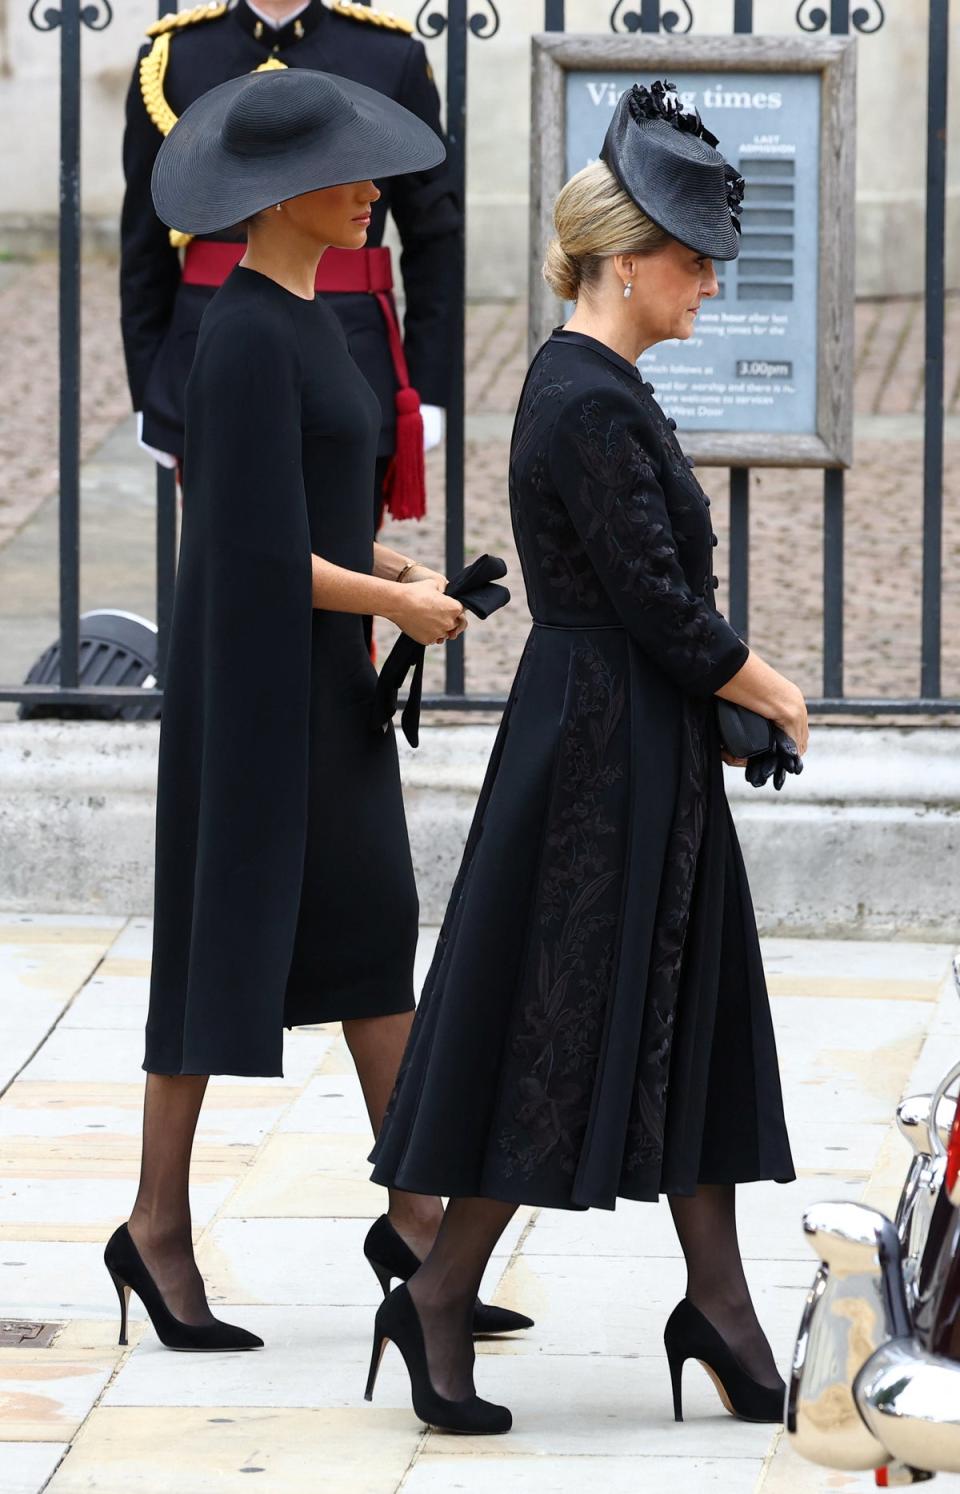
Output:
[104, 1223, 263, 1353]
[663, 1298, 786, 1424]
[363, 1215, 534, 1337]
[364, 1282, 512, 1435]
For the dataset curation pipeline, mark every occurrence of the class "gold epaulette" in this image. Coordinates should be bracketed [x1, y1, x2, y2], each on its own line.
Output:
[139, 8, 287, 249]
[140, 5, 228, 137]
[139, 34, 178, 136]
[330, 3, 414, 35]
[145, 2, 228, 40]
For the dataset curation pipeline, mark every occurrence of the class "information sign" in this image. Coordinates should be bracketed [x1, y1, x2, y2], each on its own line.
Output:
[530, 36, 855, 466]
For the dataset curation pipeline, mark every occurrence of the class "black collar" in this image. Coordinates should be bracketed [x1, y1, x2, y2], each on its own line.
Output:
[550, 328, 642, 382]
[233, 0, 324, 49]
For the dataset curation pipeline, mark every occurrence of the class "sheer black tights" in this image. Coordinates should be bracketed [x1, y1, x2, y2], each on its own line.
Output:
[669, 1182, 781, 1388]
[128, 1026, 446, 1330]
[127, 1073, 214, 1326]
[407, 1183, 781, 1401]
[407, 1198, 518, 1401]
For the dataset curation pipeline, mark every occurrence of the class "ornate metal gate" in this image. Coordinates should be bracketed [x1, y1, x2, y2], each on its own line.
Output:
[4, 0, 952, 717]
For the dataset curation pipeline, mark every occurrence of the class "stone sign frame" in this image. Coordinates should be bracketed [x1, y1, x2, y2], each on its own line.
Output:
[529, 33, 856, 468]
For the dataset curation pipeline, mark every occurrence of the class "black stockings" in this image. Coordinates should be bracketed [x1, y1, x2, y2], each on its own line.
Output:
[406, 1182, 781, 1402]
[128, 1016, 445, 1329]
[343, 1012, 444, 1258]
[407, 1197, 518, 1400]
[127, 1073, 214, 1326]
[669, 1182, 781, 1388]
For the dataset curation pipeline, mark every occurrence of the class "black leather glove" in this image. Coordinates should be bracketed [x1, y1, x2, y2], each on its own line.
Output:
[744, 728, 804, 791]
[371, 554, 510, 747]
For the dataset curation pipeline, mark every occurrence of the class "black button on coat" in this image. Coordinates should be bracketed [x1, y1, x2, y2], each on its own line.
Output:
[371, 330, 795, 1208]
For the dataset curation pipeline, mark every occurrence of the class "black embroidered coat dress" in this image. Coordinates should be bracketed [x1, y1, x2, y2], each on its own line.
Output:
[371, 329, 795, 1209]
[144, 268, 418, 1078]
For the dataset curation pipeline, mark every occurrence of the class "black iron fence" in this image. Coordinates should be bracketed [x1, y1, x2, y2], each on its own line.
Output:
[2, 0, 954, 715]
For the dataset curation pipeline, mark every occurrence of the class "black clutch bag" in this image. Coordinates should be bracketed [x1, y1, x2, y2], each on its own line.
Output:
[716, 699, 773, 759]
[716, 700, 804, 792]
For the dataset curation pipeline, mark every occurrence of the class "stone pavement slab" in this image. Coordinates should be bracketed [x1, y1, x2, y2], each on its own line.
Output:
[521, 1174, 868, 1265]
[42, 1406, 419, 1494]
[276, 1073, 373, 1135]
[0, 917, 122, 1092]
[0, 1353, 114, 1443]
[0, 1442, 69, 1494]
[0, 1082, 290, 1150]
[2, 917, 960, 1493]
[490, 1254, 812, 1363]
[402, 1455, 767, 1492]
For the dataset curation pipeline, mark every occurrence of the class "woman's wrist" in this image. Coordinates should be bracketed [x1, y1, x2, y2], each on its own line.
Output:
[398, 561, 442, 584]
[767, 675, 802, 721]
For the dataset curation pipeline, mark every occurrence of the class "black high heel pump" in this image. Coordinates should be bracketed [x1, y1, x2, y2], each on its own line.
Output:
[363, 1215, 533, 1337]
[364, 1282, 512, 1435]
[104, 1223, 263, 1353]
[664, 1298, 786, 1424]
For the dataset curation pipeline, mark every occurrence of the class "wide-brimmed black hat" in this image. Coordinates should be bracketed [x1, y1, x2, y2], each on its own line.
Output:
[151, 67, 446, 235]
[600, 81, 744, 261]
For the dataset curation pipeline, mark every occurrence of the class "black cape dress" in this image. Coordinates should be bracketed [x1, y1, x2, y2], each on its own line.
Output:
[371, 329, 795, 1209]
[144, 267, 418, 1078]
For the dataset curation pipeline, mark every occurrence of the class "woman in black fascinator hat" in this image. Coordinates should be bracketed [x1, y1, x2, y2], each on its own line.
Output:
[368, 81, 808, 1435]
[103, 67, 535, 1358]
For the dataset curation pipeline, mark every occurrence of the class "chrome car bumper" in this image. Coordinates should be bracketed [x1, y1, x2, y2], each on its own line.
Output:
[787, 1201, 911, 1470]
[895, 1093, 951, 1311]
[788, 1198, 960, 1480]
[857, 1338, 960, 1474]
[789, 966, 960, 1480]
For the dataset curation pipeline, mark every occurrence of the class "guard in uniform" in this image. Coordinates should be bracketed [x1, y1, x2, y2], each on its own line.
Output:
[120, 0, 461, 525]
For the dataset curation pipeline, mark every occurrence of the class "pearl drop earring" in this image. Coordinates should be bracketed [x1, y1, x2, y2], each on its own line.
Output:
[623, 281, 633, 299]
[276, 203, 283, 212]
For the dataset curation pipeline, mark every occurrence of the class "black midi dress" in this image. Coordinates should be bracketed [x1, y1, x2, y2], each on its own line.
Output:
[371, 329, 795, 1209]
[144, 267, 418, 1078]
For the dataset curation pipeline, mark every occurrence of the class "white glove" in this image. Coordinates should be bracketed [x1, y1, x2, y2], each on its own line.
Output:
[421, 404, 444, 453]
[136, 411, 179, 470]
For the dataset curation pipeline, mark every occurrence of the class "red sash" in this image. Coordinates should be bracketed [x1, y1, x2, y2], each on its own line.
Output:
[182, 242, 426, 520]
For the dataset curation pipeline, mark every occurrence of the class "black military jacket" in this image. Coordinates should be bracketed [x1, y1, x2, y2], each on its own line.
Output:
[121, 0, 461, 457]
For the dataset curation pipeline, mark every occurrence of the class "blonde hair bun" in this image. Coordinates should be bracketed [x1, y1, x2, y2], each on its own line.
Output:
[543, 237, 580, 301]
[541, 160, 671, 302]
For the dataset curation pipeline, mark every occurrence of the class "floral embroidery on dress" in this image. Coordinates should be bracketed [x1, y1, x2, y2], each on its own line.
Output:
[562, 395, 723, 686]
[624, 696, 708, 1178]
[498, 642, 626, 1180]
[371, 334, 770, 1210]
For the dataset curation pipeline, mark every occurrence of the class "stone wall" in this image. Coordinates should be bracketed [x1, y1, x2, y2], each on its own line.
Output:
[0, 0, 957, 295]
[2, 721, 960, 938]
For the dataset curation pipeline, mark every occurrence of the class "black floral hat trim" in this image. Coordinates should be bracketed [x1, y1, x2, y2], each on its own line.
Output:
[626, 80, 745, 235]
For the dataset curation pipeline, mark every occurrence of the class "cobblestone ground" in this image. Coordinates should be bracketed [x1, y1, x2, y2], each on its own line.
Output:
[0, 259, 131, 552]
[2, 258, 959, 708]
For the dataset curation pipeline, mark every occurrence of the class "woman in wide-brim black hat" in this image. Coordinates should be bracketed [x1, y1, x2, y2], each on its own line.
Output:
[368, 82, 809, 1435]
[103, 67, 533, 1355]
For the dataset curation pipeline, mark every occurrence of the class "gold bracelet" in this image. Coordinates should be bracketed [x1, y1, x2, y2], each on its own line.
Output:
[396, 560, 417, 583]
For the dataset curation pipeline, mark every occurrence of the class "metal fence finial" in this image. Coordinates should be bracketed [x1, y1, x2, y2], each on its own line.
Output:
[416, 1, 500, 38]
[796, 0, 885, 32]
[611, 0, 694, 33]
[29, 0, 113, 29]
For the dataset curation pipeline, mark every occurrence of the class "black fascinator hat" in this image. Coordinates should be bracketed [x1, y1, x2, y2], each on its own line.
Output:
[599, 80, 745, 261]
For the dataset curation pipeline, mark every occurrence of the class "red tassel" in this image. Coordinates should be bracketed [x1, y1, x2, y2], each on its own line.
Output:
[383, 386, 426, 522]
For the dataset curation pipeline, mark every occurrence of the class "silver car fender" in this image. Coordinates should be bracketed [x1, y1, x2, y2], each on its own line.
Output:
[856, 1337, 960, 1474]
[787, 1201, 911, 1471]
